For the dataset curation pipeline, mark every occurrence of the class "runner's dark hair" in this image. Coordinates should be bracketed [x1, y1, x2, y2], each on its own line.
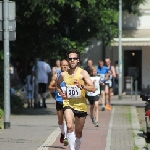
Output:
[66, 49, 80, 59]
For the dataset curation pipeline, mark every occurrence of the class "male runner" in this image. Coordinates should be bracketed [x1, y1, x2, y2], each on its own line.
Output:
[87, 66, 100, 127]
[48, 59, 68, 146]
[105, 58, 116, 110]
[84, 59, 93, 75]
[96, 60, 108, 111]
[56, 49, 96, 150]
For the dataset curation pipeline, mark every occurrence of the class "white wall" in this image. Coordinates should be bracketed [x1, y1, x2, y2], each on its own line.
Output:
[81, 42, 150, 89]
[123, 0, 150, 30]
[123, 11, 150, 30]
[139, 0, 150, 9]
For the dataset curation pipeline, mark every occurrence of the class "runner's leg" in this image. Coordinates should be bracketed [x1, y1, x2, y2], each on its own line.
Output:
[109, 88, 113, 105]
[94, 100, 99, 123]
[105, 85, 111, 110]
[64, 109, 75, 150]
[57, 109, 64, 133]
[90, 104, 94, 119]
[101, 90, 105, 109]
[75, 116, 86, 150]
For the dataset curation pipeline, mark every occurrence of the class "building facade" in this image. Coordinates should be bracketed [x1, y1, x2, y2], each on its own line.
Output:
[81, 0, 150, 91]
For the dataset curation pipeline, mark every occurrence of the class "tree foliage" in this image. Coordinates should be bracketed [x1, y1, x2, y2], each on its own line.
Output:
[10, 0, 145, 59]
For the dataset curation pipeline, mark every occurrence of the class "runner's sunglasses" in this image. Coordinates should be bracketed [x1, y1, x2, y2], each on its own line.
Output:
[68, 57, 78, 61]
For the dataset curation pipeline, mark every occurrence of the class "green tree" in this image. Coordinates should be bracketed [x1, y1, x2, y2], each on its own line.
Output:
[11, 0, 145, 59]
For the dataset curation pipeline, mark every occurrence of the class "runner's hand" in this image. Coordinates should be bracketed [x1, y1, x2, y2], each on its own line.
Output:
[74, 79, 81, 88]
[61, 93, 67, 99]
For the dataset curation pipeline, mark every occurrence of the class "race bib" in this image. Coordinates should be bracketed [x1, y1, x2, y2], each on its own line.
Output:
[66, 85, 81, 99]
[99, 74, 105, 81]
[61, 87, 66, 93]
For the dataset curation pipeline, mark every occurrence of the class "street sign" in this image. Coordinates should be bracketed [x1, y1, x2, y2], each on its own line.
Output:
[0, 20, 16, 31]
[0, 1, 16, 41]
[0, 31, 16, 41]
[0, 1, 16, 20]
[8, 1, 16, 20]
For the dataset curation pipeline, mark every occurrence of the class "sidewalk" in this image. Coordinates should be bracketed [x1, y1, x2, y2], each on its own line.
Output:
[0, 95, 147, 150]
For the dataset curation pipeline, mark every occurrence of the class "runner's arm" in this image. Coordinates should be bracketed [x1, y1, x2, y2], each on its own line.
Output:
[105, 73, 110, 81]
[48, 74, 57, 91]
[51, 67, 56, 75]
[56, 72, 66, 99]
[111, 66, 116, 78]
[82, 70, 96, 92]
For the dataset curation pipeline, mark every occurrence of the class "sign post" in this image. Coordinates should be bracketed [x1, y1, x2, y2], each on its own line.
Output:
[3, 0, 10, 129]
[2, 0, 16, 129]
[118, 0, 122, 100]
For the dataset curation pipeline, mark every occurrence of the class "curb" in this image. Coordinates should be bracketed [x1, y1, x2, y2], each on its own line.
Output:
[131, 106, 147, 149]
[105, 108, 115, 150]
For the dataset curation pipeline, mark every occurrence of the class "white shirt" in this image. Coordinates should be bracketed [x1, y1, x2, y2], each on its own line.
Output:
[115, 66, 119, 74]
[87, 76, 100, 96]
[32, 61, 51, 83]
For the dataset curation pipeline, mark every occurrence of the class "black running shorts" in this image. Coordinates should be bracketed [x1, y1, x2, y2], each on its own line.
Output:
[56, 101, 63, 111]
[63, 106, 88, 118]
[100, 84, 105, 91]
[87, 95, 99, 105]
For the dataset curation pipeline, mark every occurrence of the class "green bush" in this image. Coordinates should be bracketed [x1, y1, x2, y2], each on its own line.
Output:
[0, 94, 4, 109]
[0, 94, 24, 109]
[10, 94, 24, 109]
[0, 109, 3, 119]
[0, 59, 23, 109]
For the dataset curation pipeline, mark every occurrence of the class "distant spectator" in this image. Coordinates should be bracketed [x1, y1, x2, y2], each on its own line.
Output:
[84, 59, 93, 75]
[27, 59, 34, 72]
[52, 59, 61, 75]
[9, 62, 15, 80]
[26, 68, 34, 108]
[114, 61, 118, 81]
[10, 82, 15, 95]
[113, 61, 119, 94]
[14, 59, 25, 84]
[31, 58, 51, 108]
[14, 60, 21, 80]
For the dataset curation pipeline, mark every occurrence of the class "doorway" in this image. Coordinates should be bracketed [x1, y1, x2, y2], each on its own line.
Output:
[124, 50, 142, 90]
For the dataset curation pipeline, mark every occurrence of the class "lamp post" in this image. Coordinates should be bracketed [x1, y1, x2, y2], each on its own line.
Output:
[118, 0, 122, 100]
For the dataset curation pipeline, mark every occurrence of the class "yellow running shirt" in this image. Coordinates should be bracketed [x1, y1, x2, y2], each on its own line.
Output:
[63, 67, 87, 112]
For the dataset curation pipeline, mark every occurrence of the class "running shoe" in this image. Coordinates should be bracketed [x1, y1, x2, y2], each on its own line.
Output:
[95, 122, 99, 127]
[105, 104, 111, 111]
[108, 105, 112, 110]
[101, 107, 105, 111]
[60, 133, 64, 143]
[91, 117, 96, 125]
[63, 138, 68, 146]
